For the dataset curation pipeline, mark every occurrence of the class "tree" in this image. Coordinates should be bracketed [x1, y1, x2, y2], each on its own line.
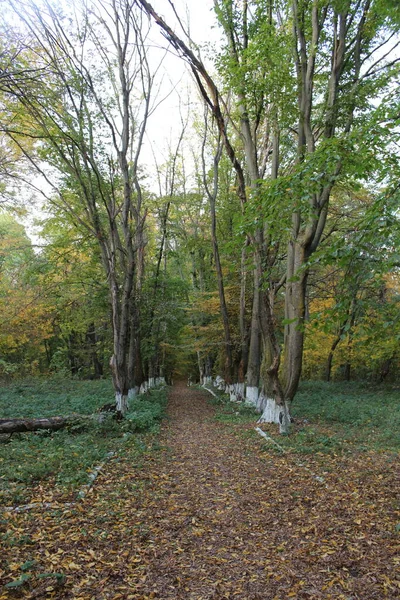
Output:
[137, 0, 400, 432]
[201, 113, 235, 387]
[1, 0, 168, 415]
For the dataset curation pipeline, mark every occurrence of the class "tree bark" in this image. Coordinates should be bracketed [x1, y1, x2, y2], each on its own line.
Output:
[238, 243, 249, 389]
[0, 416, 83, 435]
[325, 333, 343, 382]
[245, 252, 262, 405]
[202, 117, 234, 386]
[86, 323, 104, 379]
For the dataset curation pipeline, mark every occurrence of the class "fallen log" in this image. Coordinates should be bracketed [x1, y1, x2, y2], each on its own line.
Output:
[0, 415, 84, 435]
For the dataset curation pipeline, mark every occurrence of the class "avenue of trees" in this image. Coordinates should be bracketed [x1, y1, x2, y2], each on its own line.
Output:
[1, 0, 400, 431]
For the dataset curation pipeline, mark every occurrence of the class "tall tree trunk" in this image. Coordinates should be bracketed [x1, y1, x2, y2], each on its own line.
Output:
[246, 250, 262, 406]
[325, 351, 334, 383]
[128, 300, 143, 398]
[202, 124, 234, 386]
[343, 360, 351, 381]
[237, 244, 249, 400]
[282, 241, 308, 401]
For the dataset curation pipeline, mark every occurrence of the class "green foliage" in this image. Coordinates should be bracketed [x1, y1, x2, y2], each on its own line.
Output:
[20, 560, 37, 571]
[140, 270, 190, 373]
[290, 381, 400, 452]
[124, 389, 168, 433]
[4, 574, 31, 589]
[0, 214, 53, 377]
[211, 380, 400, 453]
[214, 402, 260, 424]
[0, 378, 114, 419]
[0, 378, 168, 506]
[37, 572, 66, 583]
[35, 212, 111, 378]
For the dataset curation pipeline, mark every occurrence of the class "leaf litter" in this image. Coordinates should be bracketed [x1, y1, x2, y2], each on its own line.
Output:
[0, 382, 399, 599]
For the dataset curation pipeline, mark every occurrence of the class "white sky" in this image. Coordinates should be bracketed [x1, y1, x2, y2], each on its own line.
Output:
[19, 0, 221, 242]
[139, 0, 220, 185]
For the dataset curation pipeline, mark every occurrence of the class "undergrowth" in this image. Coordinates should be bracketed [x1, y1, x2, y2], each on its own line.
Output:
[0, 379, 168, 506]
[209, 380, 400, 454]
[292, 381, 400, 453]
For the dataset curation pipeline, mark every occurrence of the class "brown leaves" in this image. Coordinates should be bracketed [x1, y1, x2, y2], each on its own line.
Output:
[0, 383, 399, 599]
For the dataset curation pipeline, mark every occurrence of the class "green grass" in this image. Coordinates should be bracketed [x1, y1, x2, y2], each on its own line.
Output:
[214, 402, 260, 424]
[0, 377, 115, 419]
[200, 385, 261, 424]
[0, 378, 168, 506]
[209, 380, 400, 454]
[292, 381, 400, 452]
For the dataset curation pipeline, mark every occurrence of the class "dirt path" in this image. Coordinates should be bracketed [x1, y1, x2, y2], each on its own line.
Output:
[1, 383, 399, 599]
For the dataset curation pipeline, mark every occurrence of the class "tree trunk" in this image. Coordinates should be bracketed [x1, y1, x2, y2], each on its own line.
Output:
[281, 237, 308, 396]
[86, 323, 103, 379]
[128, 226, 145, 396]
[204, 355, 213, 385]
[197, 351, 205, 384]
[325, 333, 343, 382]
[245, 256, 262, 405]
[343, 361, 351, 381]
[202, 120, 234, 386]
[325, 351, 334, 382]
[257, 286, 290, 433]
[128, 308, 143, 398]
[238, 244, 249, 397]
[210, 200, 233, 386]
[379, 358, 392, 382]
[0, 415, 83, 435]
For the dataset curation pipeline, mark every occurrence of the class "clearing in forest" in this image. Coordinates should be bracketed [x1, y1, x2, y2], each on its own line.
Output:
[0, 383, 399, 599]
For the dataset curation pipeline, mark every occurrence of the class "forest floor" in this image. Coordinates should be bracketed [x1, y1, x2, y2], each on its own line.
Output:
[0, 382, 399, 600]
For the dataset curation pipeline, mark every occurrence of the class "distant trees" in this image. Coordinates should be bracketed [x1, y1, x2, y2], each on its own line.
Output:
[304, 185, 400, 383]
[36, 213, 110, 379]
[0, 214, 52, 377]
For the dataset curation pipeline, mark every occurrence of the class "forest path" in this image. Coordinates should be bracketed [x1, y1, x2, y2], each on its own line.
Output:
[1, 383, 398, 600]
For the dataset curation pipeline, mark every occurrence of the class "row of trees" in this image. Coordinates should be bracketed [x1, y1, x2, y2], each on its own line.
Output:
[137, 0, 400, 431]
[1, 0, 400, 430]
[1, 190, 399, 382]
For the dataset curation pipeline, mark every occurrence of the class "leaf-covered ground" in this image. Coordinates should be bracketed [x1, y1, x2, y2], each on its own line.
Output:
[0, 383, 399, 599]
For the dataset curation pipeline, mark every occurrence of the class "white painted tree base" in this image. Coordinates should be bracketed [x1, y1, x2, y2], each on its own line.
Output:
[128, 387, 139, 400]
[139, 381, 148, 394]
[214, 375, 224, 388]
[235, 382, 245, 402]
[203, 376, 213, 385]
[257, 397, 282, 424]
[257, 398, 291, 434]
[245, 386, 259, 407]
[116, 392, 129, 416]
[229, 384, 238, 402]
